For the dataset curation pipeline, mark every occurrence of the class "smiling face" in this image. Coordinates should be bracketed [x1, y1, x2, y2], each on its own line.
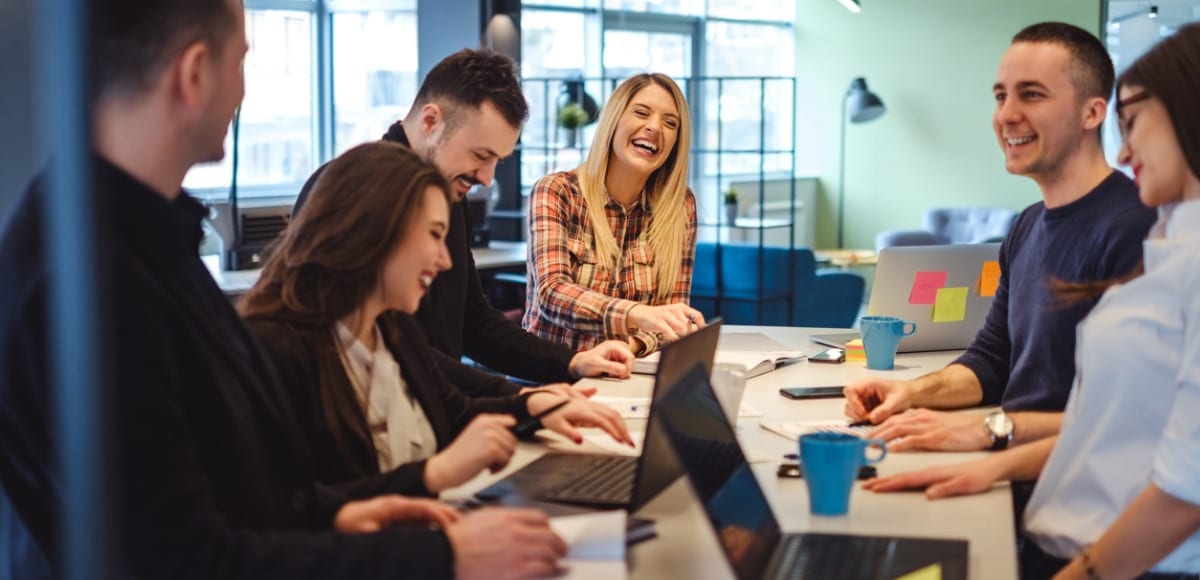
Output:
[1117, 85, 1192, 208]
[422, 100, 521, 200]
[378, 185, 452, 313]
[992, 42, 1100, 184]
[196, 0, 248, 163]
[608, 83, 681, 180]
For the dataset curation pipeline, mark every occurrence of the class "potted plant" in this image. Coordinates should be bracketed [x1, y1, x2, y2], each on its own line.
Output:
[723, 187, 739, 225]
[557, 102, 588, 148]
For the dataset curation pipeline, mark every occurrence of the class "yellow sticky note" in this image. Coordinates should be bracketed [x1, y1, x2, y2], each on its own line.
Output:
[893, 563, 942, 580]
[978, 260, 1001, 297]
[933, 287, 968, 322]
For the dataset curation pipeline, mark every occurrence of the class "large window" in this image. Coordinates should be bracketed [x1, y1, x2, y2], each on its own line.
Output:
[184, 1, 418, 202]
[520, 3, 796, 238]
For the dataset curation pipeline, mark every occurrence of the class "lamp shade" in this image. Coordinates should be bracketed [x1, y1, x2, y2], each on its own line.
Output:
[846, 77, 886, 123]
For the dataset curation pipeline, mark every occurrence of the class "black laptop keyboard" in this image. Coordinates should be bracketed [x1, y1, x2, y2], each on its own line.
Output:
[535, 455, 637, 504]
[774, 534, 894, 580]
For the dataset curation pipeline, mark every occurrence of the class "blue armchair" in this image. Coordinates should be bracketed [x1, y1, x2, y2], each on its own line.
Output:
[875, 207, 1017, 252]
[691, 243, 865, 328]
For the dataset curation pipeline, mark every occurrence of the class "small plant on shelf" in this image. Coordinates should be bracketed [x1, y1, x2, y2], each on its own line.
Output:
[556, 102, 589, 130]
[557, 103, 589, 148]
[723, 187, 739, 225]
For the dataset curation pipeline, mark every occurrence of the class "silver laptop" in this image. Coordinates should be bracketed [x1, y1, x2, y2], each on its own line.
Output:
[810, 243, 1001, 353]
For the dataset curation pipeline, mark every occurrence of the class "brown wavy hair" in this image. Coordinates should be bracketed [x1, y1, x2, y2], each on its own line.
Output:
[1052, 23, 1200, 305]
[240, 141, 450, 465]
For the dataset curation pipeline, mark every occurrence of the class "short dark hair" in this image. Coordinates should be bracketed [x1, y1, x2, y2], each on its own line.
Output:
[90, 0, 238, 103]
[1118, 23, 1200, 186]
[409, 48, 529, 129]
[1012, 22, 1115, 103]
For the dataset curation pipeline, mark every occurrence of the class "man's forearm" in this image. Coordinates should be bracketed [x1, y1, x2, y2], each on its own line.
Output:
[1057, 484, 1200, 579]
[910, 364, 985, 409]
[1010, 412, 1062, 446]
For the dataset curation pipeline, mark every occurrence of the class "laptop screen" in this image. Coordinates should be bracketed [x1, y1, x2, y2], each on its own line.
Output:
[654, 363, 782, 580]
[630, 318, 722, 510]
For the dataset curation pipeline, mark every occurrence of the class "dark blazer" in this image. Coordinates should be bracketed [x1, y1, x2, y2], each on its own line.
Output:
[0, 158, 454, 578]
[245, 312, 532, 494]
[293, 121, 578, 396]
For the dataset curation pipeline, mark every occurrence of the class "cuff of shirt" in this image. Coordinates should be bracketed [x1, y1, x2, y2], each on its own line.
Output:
[602, 298, 642, 341]
[1153, 446, 1200, 506]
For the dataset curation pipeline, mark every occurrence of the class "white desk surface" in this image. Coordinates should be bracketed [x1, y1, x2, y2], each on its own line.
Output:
[444, 325, 1016, 580]
[202, 241, 530, 295]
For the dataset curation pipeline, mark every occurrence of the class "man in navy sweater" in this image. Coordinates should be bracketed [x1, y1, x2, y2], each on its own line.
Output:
[843, 22, 1156, 453]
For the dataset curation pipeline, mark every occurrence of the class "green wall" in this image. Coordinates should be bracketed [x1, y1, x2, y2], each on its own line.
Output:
[795, 0, 1102, 250]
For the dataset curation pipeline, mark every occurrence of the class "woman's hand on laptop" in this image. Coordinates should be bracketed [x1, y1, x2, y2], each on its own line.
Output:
[527, 392, 634, 447]
[843, 377, 914, 423]
[425, 414, 519, 493]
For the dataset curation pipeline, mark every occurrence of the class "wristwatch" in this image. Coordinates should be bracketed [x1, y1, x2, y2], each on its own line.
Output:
[984, 412, 1014, 451]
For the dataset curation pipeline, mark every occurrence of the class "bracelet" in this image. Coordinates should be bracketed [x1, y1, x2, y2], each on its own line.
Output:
[1078, 549, 1102, 580]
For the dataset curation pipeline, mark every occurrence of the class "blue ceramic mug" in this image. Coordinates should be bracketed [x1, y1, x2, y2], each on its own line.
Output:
[799, 432, 887, 516]
[860, 315, 917, 370]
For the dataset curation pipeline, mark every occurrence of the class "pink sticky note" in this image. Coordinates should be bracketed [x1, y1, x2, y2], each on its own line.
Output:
[909, 271, 948, 305]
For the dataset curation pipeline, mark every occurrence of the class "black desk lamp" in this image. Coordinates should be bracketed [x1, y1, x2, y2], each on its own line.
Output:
[837, 76, 886, 249]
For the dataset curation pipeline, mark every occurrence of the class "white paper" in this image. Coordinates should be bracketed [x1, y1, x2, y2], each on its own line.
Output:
[537, 428, 643, 457]
[549, 510, 627, 560]
[760, 420, 872, 441]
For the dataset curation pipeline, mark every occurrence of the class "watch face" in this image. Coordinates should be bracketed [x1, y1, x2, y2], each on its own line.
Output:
[986, 413, 1014, 437]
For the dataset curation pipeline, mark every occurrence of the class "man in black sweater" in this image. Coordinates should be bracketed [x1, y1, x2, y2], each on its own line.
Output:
[0, 1, 565, 577]
[293, 49, 634, 398]
[843, 22, 1156, 452]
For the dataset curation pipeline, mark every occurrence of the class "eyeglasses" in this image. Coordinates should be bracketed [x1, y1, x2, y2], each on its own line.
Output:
[1116, 90, 1152, 139]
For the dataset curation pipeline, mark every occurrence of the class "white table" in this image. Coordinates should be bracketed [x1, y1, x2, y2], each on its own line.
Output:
[444, 325, 1017, 580]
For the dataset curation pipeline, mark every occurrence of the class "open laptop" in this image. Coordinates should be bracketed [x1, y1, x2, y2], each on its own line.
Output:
[474, 319, 723, 510]
[810, 243, 1001, 353]
[656, 363, 969, 580]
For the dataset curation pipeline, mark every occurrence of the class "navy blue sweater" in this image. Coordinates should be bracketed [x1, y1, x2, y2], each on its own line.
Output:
[954, 171, 1155, 411]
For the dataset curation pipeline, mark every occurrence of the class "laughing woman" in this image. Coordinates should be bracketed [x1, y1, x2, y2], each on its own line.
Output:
[524, 73, 704, 356]
[241, 142, 630, 497]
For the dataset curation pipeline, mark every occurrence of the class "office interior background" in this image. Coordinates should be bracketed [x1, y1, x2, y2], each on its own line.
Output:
[0, 0, 1195, 248]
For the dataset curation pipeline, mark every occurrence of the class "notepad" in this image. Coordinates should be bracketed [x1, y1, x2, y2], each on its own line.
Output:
[632, 332, 806, 378]
[549, 511, 628, 580]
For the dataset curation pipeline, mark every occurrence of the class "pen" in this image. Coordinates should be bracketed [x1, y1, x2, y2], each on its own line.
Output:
[848, 420, 873, 428]
[512, 399, 571, 435]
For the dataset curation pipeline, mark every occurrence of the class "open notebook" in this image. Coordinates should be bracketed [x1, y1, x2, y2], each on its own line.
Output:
[632, 332, 808, 378]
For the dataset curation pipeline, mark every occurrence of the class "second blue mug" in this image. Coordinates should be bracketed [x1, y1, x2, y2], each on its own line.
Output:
[860, 315, 917, 370]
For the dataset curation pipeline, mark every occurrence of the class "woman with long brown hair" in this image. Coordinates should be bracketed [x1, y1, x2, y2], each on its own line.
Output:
[864, 24, 1200, 579]
[242, 141, 631, 496]
[524, 73, 704, 356]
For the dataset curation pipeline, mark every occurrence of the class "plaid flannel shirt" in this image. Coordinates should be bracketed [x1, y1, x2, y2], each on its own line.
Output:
[523, 170, 697, 355]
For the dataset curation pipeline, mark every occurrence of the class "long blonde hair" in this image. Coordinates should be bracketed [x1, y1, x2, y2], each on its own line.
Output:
[577, 73, 692, 299]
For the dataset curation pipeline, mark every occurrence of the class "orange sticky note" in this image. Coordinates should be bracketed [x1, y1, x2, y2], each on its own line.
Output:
[933, 287, 968, 322]
[909, 271, 948, 305]
[978, 260, 1000, 297]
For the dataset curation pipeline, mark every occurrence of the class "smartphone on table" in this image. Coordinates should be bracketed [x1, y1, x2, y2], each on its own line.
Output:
[809, 348, 845, 364]
[779, 385, 844, 399]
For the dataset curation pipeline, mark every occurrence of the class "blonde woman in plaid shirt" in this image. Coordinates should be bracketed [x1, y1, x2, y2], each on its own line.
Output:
[525, 73, 704, 356]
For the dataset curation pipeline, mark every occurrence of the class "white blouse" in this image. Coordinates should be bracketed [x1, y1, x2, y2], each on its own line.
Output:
[336, 322, 438, 471]
[1024, 198, 1200, 573]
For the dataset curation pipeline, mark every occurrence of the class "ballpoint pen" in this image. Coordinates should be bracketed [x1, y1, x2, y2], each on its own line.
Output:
[511, 399, 571, 436]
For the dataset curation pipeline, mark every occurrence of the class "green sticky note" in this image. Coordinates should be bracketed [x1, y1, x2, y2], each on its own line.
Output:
[893, 563, 942, 580]
[933, 287, 968, 323]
